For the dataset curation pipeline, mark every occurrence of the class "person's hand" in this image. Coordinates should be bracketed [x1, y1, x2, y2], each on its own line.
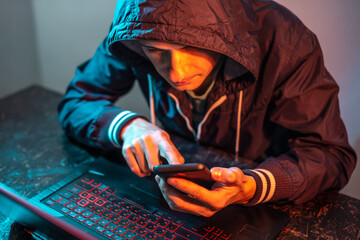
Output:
[155, 167, 256, 217]
[120, 118, 185, 177]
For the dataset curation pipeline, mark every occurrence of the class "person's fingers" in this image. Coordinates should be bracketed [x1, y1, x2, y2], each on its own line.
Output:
[155, 176, 217, 217]
[142, 136, 161, 171]
[158, 134, 185, 165]
[132, 140, 151, 176]
[122, 146, 148, 177]
[210, 167, 256, 205]
[166, 177, 219, 207]
[210, 167, 244, 185]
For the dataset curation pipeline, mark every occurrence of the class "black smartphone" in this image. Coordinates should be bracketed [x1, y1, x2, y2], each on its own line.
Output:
[153, 163, 214, 188]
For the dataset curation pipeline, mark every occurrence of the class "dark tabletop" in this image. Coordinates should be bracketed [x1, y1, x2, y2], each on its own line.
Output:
[0, 86, 359, 240]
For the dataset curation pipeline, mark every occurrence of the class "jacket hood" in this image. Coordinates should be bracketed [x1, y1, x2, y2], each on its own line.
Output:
[107, 0, 260, 82]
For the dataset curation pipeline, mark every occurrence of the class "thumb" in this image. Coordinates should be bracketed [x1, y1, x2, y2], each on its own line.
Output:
[210, 167, 243, 185]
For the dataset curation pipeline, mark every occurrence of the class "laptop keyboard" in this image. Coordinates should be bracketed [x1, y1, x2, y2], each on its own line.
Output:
[42, 177, 231, 240]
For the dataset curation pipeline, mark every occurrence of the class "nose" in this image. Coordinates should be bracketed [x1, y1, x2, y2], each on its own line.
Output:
[169, 50, 190, 81]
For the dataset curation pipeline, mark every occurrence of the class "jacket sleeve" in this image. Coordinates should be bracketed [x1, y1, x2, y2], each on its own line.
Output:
[58, 38, 147, 151]
[243, 32, 357, 205]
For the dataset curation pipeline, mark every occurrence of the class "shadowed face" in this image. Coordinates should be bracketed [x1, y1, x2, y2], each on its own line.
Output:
[140, 40, 222, 93]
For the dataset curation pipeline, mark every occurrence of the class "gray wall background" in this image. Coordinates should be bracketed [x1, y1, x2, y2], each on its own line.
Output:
[0, 0, 40, 97]
[1, 0, 359, 200]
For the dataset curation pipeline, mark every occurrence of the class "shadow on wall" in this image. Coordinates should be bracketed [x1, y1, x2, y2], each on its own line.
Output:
[355, 139, 360, 162]
[353, 138, 360, 181]
[341, 138, 360, 200]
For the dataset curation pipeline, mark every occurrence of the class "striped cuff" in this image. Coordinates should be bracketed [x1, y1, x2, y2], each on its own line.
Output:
[249, 169, 276, 204]
[243, 158, 292, 205]
[108, 110, 144, 148]
[243, 169, 276, 206]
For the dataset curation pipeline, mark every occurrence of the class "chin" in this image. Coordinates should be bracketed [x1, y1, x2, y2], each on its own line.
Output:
[174, 86, 188, 91]
[179, 84, 199, 91]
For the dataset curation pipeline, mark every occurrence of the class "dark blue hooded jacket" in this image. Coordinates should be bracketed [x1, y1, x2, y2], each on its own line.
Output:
[58, 0, 356, 205]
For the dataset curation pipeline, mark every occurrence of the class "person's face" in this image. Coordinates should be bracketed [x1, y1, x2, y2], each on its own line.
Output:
[140, 40, 222, 92]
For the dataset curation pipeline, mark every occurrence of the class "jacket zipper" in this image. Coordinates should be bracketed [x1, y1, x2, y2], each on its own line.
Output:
[196, 95, 227, 140]
[168, 93, 227, 141]
[168, 93, 196, 139]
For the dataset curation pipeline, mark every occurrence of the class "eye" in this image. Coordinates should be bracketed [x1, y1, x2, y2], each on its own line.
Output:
[145, 47, 163, 53]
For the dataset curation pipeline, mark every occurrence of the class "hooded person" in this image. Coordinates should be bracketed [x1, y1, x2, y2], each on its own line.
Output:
[58, 0, 356, 216]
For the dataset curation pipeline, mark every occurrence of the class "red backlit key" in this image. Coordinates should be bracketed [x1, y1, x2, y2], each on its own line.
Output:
[81, 210, 93, 218]
[88, 195, 97, 202]
[105, 222, 118, 231]
[84, 220, 94, 227]
[50, 195, 62, 202]
[89, 215, 101, 223]
[67, 186, 82, 194]
[74, 206, 85, 214]
[79, 191, 90, 198]
[95, 199, 105, 206]
[59, 190, 73, 199]
[114, 226, 127, 236]
[78, 199, 88, 207]
[45, 199, 55, 206]
[99, 219, 110, 227]
[68, 211, 78, 218]
[60, 207, 70, 214]
[58, 199, 69, 206]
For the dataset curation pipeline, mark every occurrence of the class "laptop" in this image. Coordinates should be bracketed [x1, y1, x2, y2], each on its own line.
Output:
[0, 157, 289, 240]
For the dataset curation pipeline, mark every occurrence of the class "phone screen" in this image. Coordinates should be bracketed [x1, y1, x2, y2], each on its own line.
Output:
[153, 163, 214, 188]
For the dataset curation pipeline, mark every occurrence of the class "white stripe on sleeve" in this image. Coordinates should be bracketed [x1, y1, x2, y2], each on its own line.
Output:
[257, 169, 276, 202]
[250, 169, 268, 205]
[112, 112, 137, 146]
[108, 111, 132, 147]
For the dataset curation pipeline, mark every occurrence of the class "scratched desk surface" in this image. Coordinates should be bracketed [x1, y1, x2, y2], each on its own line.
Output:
[0, 86, 359, 239]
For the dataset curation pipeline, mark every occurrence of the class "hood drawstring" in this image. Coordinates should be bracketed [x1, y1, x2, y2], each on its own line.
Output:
[235, 90, 243, 161]
[147, 74, 156, 125]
